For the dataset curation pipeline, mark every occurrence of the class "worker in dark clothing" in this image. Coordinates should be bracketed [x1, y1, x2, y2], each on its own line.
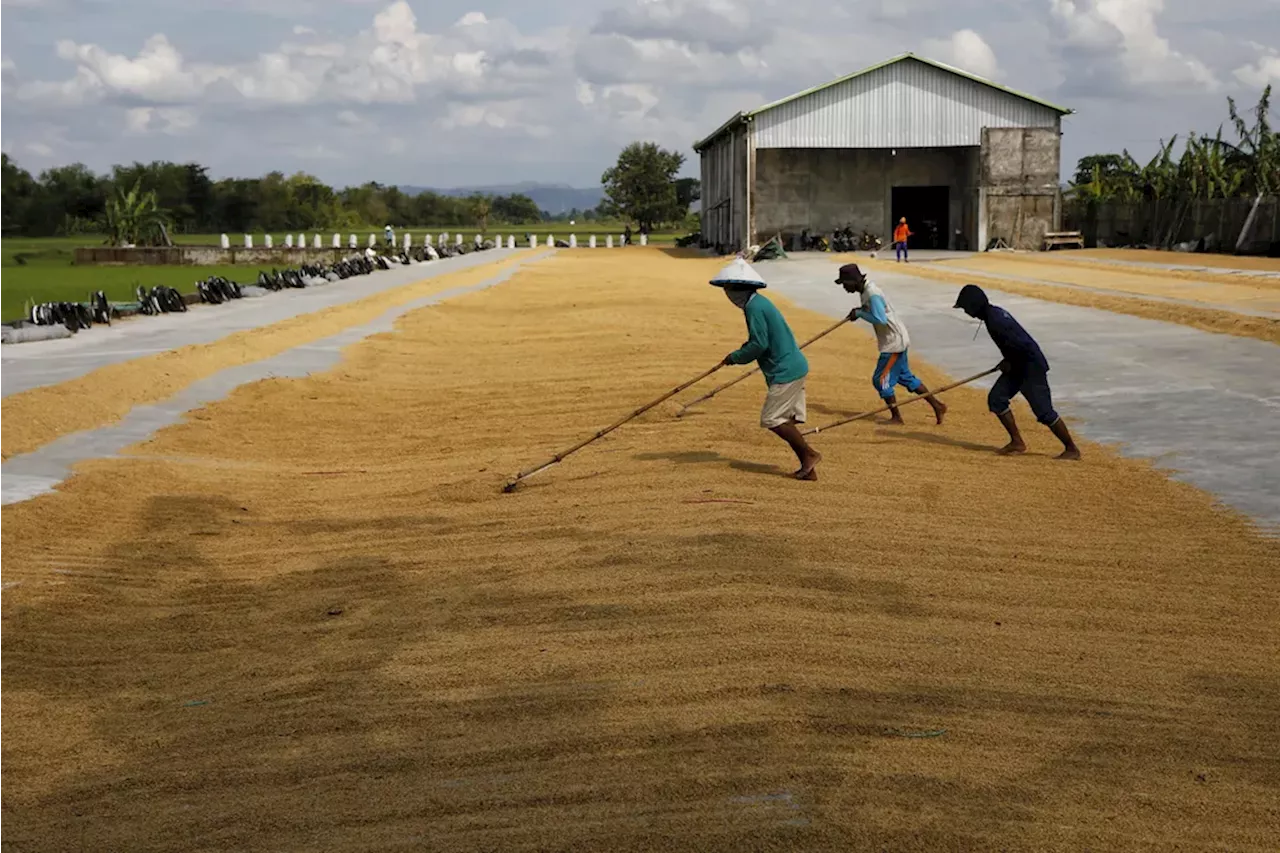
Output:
[954, 284, 1081, 460]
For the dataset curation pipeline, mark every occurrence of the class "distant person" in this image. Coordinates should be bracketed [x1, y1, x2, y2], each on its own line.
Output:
[713, 258, 821, 481]
[623, 224, 632, 246]
[835, 263, 946, 425]
[953, 284, 1081, 460]
[893, 217, 912, 262]
[384, 224, 395, 247]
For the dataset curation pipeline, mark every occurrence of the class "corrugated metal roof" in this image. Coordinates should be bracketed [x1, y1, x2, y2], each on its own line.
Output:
[693, 53, 1071, 152]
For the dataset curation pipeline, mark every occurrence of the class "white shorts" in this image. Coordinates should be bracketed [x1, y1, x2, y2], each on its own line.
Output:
[760, 378, 806, 429]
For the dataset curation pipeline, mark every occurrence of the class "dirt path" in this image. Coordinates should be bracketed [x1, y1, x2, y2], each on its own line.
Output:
[4, 249, 1278, 851]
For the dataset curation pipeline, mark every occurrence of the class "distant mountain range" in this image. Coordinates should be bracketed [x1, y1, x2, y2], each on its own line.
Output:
[398, 182, 605, 215]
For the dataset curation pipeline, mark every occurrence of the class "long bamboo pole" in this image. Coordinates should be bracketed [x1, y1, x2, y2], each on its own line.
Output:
[675, 317, 850, 418]
[801, 366, 1000, 435]
[503, 361, 726, 492]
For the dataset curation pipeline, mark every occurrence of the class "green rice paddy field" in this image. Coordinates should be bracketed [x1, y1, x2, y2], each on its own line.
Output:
[0, 226, 680, 321]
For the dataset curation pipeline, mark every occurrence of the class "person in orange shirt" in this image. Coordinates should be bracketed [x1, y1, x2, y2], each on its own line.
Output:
[893, 217, 912, 262]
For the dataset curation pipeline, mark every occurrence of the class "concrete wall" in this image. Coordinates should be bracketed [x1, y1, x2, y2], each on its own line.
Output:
[752, 146, 980, 247]
[979, 127, 1062, 250]
[699, 121, 750, 250]
[74, 246, 361, 267]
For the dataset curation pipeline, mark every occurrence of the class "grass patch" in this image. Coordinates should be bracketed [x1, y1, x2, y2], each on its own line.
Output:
[1, 265, 259, 321]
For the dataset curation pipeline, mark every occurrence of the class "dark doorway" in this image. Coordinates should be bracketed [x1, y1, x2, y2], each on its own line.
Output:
[891, 186, 950, 250]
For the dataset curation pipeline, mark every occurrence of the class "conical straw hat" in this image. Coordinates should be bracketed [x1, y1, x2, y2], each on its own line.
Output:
[709, 257, 767, 288]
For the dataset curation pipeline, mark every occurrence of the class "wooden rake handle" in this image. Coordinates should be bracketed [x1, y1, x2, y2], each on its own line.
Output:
[802, 365, 1001, 436]
[676, 317, 850, 417]
[503, 361, 726, 492]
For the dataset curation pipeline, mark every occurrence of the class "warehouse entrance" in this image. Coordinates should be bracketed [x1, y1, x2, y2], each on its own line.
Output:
[891, 186, 950, 250]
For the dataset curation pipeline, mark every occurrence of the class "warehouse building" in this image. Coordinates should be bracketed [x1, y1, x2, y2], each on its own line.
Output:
[694, 53, 1071, 253]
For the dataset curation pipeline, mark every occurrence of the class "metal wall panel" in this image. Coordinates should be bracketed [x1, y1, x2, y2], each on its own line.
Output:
[752, 59, 1061, 149]
[698, 123, 748, 249]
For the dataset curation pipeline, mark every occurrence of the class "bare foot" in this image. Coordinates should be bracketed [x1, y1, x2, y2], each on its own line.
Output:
[795, 449, 822, 479]
[996, 441, 1027, 455]
[1056, 447, 1082, 461]
[933, 401, 948, 425]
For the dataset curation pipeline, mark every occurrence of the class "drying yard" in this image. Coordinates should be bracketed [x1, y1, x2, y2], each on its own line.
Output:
[2, 246, 1279, 851]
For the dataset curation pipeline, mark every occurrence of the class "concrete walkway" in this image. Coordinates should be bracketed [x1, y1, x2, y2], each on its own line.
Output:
[2, 249, 525, 397]
[1, 250, 552, 505]
[761, 256, 1280, 533]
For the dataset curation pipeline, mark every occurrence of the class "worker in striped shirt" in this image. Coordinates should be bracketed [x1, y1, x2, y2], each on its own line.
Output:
[835, 263, 946, 425]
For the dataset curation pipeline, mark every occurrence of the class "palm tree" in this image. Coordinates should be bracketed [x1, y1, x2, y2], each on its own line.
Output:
[102, 179, 169, 246]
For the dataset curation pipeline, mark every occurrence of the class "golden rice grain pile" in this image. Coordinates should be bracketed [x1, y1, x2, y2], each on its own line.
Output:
[3, 249, 1277, 852]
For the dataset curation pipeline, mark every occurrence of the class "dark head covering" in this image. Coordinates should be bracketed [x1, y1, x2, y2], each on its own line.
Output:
[835, 263, 864, 283]
[954, 284, 990, 317]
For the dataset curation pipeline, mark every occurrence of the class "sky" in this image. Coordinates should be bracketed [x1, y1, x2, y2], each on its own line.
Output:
[2, 0, 1277, 188]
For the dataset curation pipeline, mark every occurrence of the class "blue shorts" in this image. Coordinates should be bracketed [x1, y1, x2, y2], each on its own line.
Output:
[989, 366, 1059, 425]
[873, 350, 924, 399]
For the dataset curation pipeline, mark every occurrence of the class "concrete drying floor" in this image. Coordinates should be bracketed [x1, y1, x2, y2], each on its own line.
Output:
[760, 254, 1280, 532]
[3, 249, 1279, 851]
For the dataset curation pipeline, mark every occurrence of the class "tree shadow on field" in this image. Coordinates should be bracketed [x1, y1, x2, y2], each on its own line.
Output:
[634, 449, 789, 477]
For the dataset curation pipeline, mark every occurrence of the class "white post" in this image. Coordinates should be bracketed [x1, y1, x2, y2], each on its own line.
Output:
[456, 234, 463, 246]
[332, 233, 340, 248]
[507, 235, 515, 249]
[368, 234, 376, 248]
[297, 233, 305, 248]
[313, 234, 321, 249]
[529, 235, 536, 249]
[404, 233, 411, 250]
[606, 235, 613, 248]
[264, 234, 273, 248]
[425, 233, 433, 246]
[640, 233, 648, 246]
[440, 233, 447, 247]
[244, 234, 252, 248]
[285, 234, 294, 248]
[220, 233, 230, 249]
[349, 234, 357, 249]
[589, 235, 597, 248]
[546, 234, 554, 247]
[569, 234, 577, 248]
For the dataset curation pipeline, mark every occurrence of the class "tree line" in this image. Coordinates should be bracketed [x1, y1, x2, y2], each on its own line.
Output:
[1068, 86, 1278, 204]
[0, 139, 701, 244]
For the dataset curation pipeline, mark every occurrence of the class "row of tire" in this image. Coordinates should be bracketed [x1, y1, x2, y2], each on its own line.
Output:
[24, 242, 499, 332]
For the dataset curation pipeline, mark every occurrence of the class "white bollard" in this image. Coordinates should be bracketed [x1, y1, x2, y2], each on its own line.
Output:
[606, 235, 614, 248]
[285, 234, 294, 248]
[569, 234, 577, 248]
[312, 234, 321, 249]
[296, 233, 305, 248]
[349, 234, 357, 249]
[546, 234, 554, 247]
[332, 233, 340, 248]
[507, 235, 515, 249]
[640, 233, 648, 246]
[456, 234, 463, 246]
[404, 233, 411, 250]
[590, 235, 597, 248]
[264, 234, 273, 248]
[425, 233, 433, 246]
[529, 235, 536, 249]
[244, 234, 252, 248]
[369, 234, 376, 248]
[220, 233, 230, 249]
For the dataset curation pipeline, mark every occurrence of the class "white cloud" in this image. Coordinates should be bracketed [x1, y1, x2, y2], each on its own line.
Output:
[0, 0, 1273, 186]
[1049, 0, 1217, 91]
[1234, 52, 1280, 89]
[924, 29, 1001, 80]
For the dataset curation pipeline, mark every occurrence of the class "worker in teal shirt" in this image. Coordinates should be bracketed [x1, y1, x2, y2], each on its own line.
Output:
[713, 258, 821, 480]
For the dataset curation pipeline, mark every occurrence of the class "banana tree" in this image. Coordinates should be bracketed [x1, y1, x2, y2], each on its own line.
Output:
[102, 179, 169, 246]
